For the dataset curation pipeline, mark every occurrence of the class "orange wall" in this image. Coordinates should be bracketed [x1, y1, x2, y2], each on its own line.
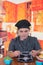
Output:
[17, 3, 27, 21]
[3, 1, 27, 22]
[39, 40, 43, 50]
[3, 1, 17, 22]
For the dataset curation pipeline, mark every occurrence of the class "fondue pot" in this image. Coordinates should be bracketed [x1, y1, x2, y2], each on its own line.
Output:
[17, 51, 33, 62]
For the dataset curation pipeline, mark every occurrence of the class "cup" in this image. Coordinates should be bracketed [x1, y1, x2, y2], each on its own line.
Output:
[35, 61, 42, 65]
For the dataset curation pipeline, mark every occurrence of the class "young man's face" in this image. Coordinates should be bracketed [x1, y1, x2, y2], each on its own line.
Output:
[17, 28, 30, 40]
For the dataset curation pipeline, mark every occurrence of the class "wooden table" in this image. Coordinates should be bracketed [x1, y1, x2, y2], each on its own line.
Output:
[0, 57, 36, 65]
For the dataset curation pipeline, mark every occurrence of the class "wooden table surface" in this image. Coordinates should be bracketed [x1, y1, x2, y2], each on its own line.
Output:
[0, 57, 36, 65]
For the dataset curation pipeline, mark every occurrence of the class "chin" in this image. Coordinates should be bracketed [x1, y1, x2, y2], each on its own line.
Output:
[22, 36, 28, 40]
[20, 36, 28, 40]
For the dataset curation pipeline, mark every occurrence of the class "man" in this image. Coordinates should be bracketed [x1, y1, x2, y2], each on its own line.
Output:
[8, 19, 41, 57]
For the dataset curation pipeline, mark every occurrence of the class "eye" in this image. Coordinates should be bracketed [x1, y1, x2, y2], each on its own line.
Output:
[20, 31, 23, 32]
[24, 30, 28, 32]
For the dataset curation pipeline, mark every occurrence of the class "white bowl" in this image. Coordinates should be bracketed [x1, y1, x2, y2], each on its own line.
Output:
[0, 54, 3, 58]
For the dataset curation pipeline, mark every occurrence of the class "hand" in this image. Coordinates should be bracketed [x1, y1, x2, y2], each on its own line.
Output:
[14, 51, 21, 57]
[30, 50, 40, 57]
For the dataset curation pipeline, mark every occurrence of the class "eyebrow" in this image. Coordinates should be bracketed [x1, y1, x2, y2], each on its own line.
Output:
[20, 30, 28, 32]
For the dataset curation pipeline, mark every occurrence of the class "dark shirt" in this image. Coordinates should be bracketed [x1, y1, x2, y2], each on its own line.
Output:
[8, 36, 41, 52]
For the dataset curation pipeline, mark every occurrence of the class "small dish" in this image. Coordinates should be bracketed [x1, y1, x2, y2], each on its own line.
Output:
[4, 56, 13, 65]
[36, 56, 43, 61]
[4, 59, 12, 65]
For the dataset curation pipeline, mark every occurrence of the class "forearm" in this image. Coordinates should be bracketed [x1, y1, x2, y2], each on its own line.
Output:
[36, 49, 42, 54]
[7, 51, 15, 57]
[30, 49, 41, 57]
[7, 51, 21, 57]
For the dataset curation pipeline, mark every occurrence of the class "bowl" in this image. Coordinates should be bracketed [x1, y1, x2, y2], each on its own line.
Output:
[4, 59, 12, 65]
[36, 55, 43, 62]
[36, 51, 43, 61]
[4, 56, 13, 65]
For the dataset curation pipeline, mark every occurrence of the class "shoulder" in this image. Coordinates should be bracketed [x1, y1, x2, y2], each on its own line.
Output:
[11, 36, 19, 42]
[9, 37, 19, 46]
[28, 36, 39, 44]
[28, 36, 37, 40]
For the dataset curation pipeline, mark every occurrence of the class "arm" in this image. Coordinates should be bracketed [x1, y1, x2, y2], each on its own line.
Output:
[7, 39, 20, 57]
[34, 38, 41, 50]
[31, 37, 41, 57]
